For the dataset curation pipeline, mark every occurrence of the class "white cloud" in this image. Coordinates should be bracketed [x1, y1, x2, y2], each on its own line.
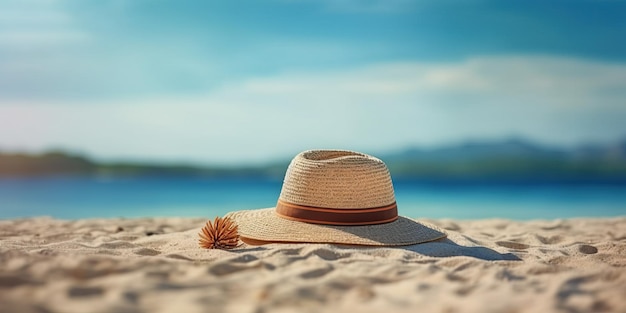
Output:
[0, 29, 90, 46]
[234, 55, 626, 106]
[1, 55, 625, 163]
[0, 0, 89, 49]
[0, 9, 70, 25]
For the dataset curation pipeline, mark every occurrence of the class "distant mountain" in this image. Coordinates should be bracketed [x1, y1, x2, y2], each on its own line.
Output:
[384, 138, 565, 162]
[1, 138, 626, 183]
[0, 151, 95, 176]
[382, 138, 626, 183]
[572, 139, 626, 160]
[0, 150, 287, 178]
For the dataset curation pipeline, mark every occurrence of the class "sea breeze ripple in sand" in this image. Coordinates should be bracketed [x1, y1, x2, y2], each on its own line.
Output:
[0, 217, 625, 313]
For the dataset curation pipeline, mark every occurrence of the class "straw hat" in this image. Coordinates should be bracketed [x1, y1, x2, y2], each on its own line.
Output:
[226, 149, 446, 246]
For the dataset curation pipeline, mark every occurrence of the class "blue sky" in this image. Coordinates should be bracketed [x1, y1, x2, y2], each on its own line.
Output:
[1, 0, 625, 164]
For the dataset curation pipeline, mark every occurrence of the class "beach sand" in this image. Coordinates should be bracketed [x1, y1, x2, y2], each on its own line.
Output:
[0, 217, 624, 313]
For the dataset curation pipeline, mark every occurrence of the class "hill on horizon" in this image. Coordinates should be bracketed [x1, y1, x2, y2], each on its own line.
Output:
[382, 138, 626, 183]
[1, 137, 626, 183]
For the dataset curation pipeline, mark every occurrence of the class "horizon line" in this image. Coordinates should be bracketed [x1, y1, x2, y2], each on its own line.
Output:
[2, 135, 625, 167]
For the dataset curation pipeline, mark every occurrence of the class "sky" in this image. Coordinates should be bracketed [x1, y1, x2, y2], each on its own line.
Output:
[0, 0, 625, 164]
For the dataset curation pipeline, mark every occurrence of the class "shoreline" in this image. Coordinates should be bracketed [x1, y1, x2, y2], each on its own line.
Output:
[1, 217, 625, 312]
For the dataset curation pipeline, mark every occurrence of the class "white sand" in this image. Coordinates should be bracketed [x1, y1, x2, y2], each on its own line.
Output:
[0, 217, 625, 313]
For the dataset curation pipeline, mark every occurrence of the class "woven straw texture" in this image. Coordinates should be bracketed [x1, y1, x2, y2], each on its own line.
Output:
[279, 150, 395, 209]
[227, 149, 447, 246]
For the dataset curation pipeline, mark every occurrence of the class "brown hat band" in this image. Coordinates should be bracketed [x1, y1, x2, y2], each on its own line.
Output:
[275, 200, 398, 226]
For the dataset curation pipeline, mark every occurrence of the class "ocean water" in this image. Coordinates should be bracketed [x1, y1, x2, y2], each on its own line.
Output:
[0, 176, 625, 220]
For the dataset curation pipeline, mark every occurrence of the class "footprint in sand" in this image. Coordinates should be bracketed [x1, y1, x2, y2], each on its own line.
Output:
[133, 248, 161, 256]
[306, 247, 342, 261]
[67, 286, 104, 298]
[231, 254, 259, 263]
[208, 261, 275, 276]
[299, 266, 334, 279]
[578, 244, 598, 254]
[165, 254, 192, 261]
[496, 241, 530, 250]
[0, 275, 41, 288]
[144, 271, 170, 279]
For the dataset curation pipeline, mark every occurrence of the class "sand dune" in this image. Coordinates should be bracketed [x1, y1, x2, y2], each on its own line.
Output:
[0, 217, 625, 313]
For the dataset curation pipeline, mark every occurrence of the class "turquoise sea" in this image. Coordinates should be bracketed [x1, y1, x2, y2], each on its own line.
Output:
[0, 176, 625, 220]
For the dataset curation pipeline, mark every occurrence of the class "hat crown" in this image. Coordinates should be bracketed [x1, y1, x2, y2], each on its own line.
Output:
[278, 150, 396, 209]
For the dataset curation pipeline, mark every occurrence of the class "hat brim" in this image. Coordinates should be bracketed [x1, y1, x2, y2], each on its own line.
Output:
[226, 208, 446, 246]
